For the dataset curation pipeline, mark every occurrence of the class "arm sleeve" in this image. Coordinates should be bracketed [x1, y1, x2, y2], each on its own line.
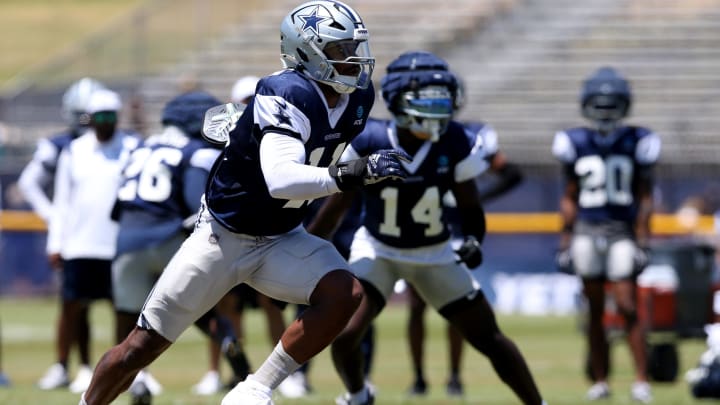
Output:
[259, 132, 341, 200]
[46, 150, 71, 254]
[17, 160, 54, 222]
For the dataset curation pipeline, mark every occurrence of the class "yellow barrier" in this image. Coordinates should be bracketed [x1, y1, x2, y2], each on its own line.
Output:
[0, 210, 47, 232]
[0, 210, 715, 235]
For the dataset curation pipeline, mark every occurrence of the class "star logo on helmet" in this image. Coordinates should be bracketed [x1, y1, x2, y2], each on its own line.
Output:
[273, 99, 292, 127]
[298, 6, 329, 36]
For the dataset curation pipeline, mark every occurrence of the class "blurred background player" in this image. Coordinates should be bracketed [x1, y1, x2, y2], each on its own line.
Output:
[19, 78, 106, 223]
[231, 75, 260, 105]
[308, 50, 545, 405]
[552, 66, 660, 403]
[46, 88, 141, 394]
[18, 78, 110, 392]
[191, 76, 289, 396]
[405, 116, 523, 396]
[684, 197, 720, 398]
[112, 90, 254, 403]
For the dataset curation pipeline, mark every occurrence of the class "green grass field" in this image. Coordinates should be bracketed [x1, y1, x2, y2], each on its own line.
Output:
[0, 296, 710, 404]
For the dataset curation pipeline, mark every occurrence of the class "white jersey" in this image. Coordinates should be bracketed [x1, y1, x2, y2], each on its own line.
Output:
[47, 129, 139, 259]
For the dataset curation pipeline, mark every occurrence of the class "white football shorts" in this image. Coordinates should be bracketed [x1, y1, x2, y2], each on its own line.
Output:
[348, 227, 477, 310]
[570, 221, 637, 280]
[112, 232, 186, 313]
[139, 206, 350, 341]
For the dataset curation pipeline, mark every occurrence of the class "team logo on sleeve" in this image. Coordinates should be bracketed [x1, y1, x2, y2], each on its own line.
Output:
[273, 99, 292, 127]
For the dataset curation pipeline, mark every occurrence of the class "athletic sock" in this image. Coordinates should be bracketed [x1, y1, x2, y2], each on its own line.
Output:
[249, 341, 301, 390]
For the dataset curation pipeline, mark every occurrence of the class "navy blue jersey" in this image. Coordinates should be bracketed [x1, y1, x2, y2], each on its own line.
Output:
[305, 196, 364, 259]
[552, 125, 661, 223]
[206, 70, 375, 236]
[350, 118, 485, 248]
[115, 127, 220, 254]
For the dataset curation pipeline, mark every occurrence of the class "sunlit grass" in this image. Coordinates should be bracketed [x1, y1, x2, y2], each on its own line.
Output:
[0, 296, 709, 404]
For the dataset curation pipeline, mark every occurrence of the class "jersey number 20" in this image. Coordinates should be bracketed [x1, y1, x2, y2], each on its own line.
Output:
[575, 154, 633, 208]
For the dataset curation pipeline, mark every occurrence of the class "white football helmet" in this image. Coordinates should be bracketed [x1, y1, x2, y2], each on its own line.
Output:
[61, 77, 106, 128]
[280, 0, 374, 94]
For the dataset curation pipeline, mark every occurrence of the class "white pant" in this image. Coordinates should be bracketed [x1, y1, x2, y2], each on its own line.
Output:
[571, 235, 637, 280]
[349, 227, 477, 310]
[139, 208, 349, 341]
[113, 233, 185, 313]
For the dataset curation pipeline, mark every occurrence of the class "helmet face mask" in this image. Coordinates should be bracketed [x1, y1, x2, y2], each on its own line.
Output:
[395, 85, 454, 142]
[580, 67, 632, 134]
[280, 1, 374, 94]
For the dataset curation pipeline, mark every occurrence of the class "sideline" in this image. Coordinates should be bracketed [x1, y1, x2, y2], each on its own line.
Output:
[0, 210, 714, 235]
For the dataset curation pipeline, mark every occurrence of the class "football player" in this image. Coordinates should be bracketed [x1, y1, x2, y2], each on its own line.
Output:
[307, 51, 545, 405]
[47, 88, 142, 395]
[192, 77, 288, 397]
[405, 107, 524, 397]
[18, 78, 106, 392]
[552, 66, 661, 403]
[78, 2, 409, 405]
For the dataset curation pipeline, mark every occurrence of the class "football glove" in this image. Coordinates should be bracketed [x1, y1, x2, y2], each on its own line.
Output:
[455, 236, 483, 269]
[329, 149, 411, 191]
[555, 248, 573, 274]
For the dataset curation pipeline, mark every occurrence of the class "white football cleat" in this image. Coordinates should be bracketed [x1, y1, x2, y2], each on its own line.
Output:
[192, 370, 223, 396]
[277, 371, 310, 398]
[37, 363, 70, 390]
[69, 365, 93, 394]
[222, 376, 273, 405]
[586, 381, 611, 401]
[630, 381, 652, 403]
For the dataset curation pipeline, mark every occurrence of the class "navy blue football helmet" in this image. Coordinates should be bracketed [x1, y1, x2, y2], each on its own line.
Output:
[580, 66, 632, 133]
[162, 91, 222, 139]
[381, 51, 460, 142]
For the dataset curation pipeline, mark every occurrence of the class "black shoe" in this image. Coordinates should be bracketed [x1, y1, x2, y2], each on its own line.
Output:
[222, 338, 251, 383]
[129, 381, 152, 405]
[446, 377, 464, 396]
[408, 378, 427, 396]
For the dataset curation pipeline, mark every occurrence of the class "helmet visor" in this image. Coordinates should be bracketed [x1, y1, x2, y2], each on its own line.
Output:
[400, 86, 454, 118]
